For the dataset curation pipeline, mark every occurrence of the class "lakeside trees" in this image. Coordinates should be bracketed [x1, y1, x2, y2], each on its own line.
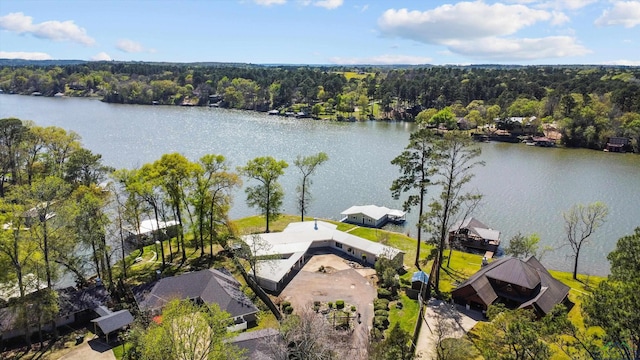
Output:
[425, 132, 484, 294]
[239, 156, 288, 233]
[562, 202, 609, 280]
[390, 128, 434, 268]
[294, 152, 329, 222]
[2, 63, 640, 152]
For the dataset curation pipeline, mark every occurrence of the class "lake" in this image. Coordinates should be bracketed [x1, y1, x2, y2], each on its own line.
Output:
[2, 95, 639, 276]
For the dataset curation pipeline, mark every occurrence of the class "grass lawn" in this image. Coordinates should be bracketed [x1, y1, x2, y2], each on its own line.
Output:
[115, 214, 607, 359]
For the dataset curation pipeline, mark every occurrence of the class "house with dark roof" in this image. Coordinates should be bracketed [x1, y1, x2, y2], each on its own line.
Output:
[451, 256, 570, 317]
[136, 269, 259, 331]
[230, 328, 279, 358]
[449, 217, 501, 254]
[0, 285, 120, 342]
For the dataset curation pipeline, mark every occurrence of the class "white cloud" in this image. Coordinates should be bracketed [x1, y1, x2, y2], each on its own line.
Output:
[329, 54, 432, 65]
[254, 0, 287, 5]
[0, 12, 94, 45]
[551, 10, 570, 25]
[602, 59, 640, 65]
[595, 1, 640, 28]
[377, 3, 591, 61]
[0, 51, 52, 60]
[312, 0, 343, 9]
[378, 3, 552, 44]
[90, 52, 112, 61]
[116, 39, 143, 53]
[448, 36, 591, 60]
[507, 0, 597, 10]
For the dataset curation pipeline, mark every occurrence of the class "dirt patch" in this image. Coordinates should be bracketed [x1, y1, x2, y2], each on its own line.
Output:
[302, 254, 352, 272]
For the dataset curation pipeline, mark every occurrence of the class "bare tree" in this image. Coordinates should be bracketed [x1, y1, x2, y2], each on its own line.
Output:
[563, 202, 608, 280]
[259, 307, 351, 360]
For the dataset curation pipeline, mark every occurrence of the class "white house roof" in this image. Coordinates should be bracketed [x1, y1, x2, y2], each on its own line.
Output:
[341, 205, 399, 221]
[241, 220, 404, 286]
[130, 219, 178, 236]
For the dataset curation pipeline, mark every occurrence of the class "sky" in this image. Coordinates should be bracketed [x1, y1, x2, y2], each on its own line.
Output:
[0, 0, 639, 66]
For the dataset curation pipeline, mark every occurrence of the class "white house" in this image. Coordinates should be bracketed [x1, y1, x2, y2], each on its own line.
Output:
[340, 205, 406, 228]
[240, 220, 404, 292]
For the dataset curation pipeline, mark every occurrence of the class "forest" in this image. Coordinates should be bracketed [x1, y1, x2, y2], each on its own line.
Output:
[1, 62, 639, 152]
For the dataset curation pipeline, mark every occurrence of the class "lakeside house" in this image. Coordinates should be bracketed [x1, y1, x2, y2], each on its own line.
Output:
[240, 220, 404, 293]
[448, 217, 501, 255]
[340, 205, 406, 228]
[451, 256, 570, 318]
[605, 137, 630, 152]
[0, 285, 132, 343]
[135, 268, 259, 332]
[124, 218, 179, 244]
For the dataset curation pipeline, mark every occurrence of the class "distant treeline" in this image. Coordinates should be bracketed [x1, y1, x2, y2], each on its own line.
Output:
[1, 62, 639, 151]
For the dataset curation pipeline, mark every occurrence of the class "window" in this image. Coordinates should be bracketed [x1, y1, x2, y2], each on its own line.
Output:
[335, 242, 342, 248]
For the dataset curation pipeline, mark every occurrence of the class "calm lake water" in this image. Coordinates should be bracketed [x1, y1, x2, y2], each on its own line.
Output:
[2, 95, 639, 276]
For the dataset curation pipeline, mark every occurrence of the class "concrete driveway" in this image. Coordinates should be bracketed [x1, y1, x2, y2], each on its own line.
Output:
[58, 337, 116, 360]
[415, 299, 481, 360]
[280, 254, 376, 360]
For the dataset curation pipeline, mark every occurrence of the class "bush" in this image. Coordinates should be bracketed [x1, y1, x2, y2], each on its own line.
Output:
[313, 300, 321, 307]
[313, 305, 320, 312]
[374, 309, 389, 317]
[377, 288, 392, 299]
[281, 301, 291, 309]
[350, 305, 356, 312]
[373, 298, 390, 311]
[284, 305, 294, 314]
[374, 315, 389, 330]
[336, 300, 345, 309]
[328, 302, 333, 309]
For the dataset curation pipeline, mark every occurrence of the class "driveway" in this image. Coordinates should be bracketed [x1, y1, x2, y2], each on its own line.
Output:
[279, 254, 377, 360]
[414, 299, 481, 360]
[58, 337, 116, 360]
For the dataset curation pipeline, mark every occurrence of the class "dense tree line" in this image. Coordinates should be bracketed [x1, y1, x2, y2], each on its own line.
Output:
[1, 63, 639, 151]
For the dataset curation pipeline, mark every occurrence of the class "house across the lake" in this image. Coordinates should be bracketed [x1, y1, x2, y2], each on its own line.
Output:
[136, 268, 259, 332]
[240, 220, 404, 293]
[340, 205, 406, 228]
[451, 256, 570, 317]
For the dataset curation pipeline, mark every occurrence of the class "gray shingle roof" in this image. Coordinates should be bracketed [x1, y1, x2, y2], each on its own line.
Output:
[138, 269, 258, 318]
[91, 309, 134, 335]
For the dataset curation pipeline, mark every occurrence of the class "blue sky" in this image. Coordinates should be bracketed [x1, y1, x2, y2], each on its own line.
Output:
[1, 0, 639, 65]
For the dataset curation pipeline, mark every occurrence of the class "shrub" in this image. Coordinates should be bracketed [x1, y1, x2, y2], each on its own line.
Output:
[374, 309, 389, 317]
[374, 315, 389, 330]
[313, 300, 321, 307]
[377, 288, 392, 299]
[313, 305, 320, 312]
[328, 302, 333, 309]
[373, 298, 390, 311]
[281, 301, 291, 309]
[335, 300, 345, 309]
[284, 305, 294, 314]
[350, 305, 356, 312]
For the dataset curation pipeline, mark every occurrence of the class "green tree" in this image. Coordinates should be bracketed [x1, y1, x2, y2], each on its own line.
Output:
[239, 156, 288, 233]
[429, 107, 457, 129]
[370, 323, 412, 360]
[562, 202, 608, 280]
[477, 307, 551, 360]
[137, 299, 244, 360]
[583, 228, 640, 360]
[294, 152, 329, 222]
[425, 132, 483, 294]
[415, 108, 438, 126]
[505, 232, 540, 259]
[0, 117, 27, 196]
[151, 153, 198, 261]
[63, 147, 113, 186]
[390, 128, 434, 268]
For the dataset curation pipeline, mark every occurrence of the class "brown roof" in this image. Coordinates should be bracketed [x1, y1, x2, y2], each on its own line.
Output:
[452, 256, 569, 316]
